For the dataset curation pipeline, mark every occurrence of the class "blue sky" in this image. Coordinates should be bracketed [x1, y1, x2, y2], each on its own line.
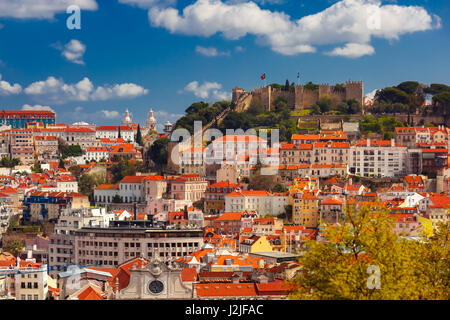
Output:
[0, 0, 448, 130]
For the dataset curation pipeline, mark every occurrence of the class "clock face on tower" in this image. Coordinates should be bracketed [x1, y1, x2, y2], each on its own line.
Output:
[148, 280, 164, 294]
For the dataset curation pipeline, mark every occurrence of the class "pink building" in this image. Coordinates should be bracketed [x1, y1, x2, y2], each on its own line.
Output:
[169, 174, 208, 203]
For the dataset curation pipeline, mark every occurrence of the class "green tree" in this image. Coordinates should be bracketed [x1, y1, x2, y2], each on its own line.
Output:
[289, 205, 449, 300]
[112, 194, 122, 203]
[110, 158, 138, 183]
[136, 124, 143, 146]
[68, 165, 82, 178]
[433, 91, 450, 116]
[375, 87, 411, 105]
[60, 144, 83, 159]
[248, 101, 265, 114]
[4, 239, 24, 257]
[79, 171, 107, 200]
[316, 96, 332, 114]
[423, 83, 450, 96]
[31, 164, 43, 173]
[148, 137, 169, 171]
[273, 182, 288, 193]
[304, 82, 319, 91]
[0, 157, 21, 168]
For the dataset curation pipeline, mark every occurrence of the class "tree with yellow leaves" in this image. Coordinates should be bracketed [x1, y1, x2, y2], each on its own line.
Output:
[289, 204, 449, 300]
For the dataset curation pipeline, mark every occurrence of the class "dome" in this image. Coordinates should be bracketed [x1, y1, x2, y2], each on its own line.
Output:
[121, 109, 132, 126]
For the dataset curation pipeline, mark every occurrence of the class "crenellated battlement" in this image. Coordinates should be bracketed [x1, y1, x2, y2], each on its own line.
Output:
[232, 80, 363, 112]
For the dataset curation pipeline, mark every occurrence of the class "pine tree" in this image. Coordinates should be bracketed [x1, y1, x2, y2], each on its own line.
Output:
[136, 124, 143, 146]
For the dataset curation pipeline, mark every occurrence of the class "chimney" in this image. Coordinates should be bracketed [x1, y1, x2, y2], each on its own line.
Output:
[391, 139, 395, 147]
[367, 138, 370, 147]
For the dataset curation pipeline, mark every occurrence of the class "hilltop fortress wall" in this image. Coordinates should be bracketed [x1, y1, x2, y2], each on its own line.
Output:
[232, 81, 363, 112]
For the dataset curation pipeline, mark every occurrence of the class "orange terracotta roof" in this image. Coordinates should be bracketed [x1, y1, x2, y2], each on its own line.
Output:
[196, 283, 257, 297]
[77, 286, 104, 300]
[215, 212, 243, 221]
[121, 176, 147, 183]
[321, 198, 343, 205]
[181, 268, 198, 282]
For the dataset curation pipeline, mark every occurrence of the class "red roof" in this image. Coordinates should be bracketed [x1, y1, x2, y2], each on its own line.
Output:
[215, 212, 243, 221]
[77, 286, 104, 300]
[321, 198, 343, 205]
[96, 125, 133, 131]
[209, 181, 239, 188]
[181, 268, 198, 282]
[121, 176, 147, 183]
[196, 283, 257, 297]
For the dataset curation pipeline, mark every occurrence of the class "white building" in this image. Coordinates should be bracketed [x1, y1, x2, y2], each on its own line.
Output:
[48, 207, 114, 276]
[349, 139, 407, 178]
[225, 190, 289, 216]
[84, 146, 109, 162]
[95, 126, 135, 142]
[0, 258, 48, 300]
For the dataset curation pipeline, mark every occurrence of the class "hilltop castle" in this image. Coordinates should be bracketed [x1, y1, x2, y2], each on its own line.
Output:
[232, 81, 364, 112]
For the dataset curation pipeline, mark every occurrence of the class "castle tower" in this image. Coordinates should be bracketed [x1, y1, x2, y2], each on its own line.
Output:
[146, 108, 157, 131]
[122, 109, 132, 126]
[345, 81, 364, 104]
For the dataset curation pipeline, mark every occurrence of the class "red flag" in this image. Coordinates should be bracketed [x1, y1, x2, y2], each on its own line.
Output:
[261, 73, 266, 80]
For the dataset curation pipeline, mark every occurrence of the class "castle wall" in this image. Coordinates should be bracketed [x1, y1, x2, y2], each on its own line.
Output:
[233, 81, 364, 112]
[270, 89, 296, 110]
[302, 89, 320, 109]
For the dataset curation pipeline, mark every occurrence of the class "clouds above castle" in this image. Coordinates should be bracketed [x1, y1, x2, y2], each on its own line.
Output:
[0, 0, 441, 59]
[146, 0, 440, 58]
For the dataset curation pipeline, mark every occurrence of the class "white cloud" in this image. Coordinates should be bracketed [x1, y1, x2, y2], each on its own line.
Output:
[21, 104, 55, 113]
[326, 43, 375, 58]
[91, 83, 149, 100]
[61, 39, 86, 65]
[118, 0, 175, 8]
[183, 81, 231, 100]
[100, 110, 120, 119]
[0, 0, 98, 19]
[235, 46, 245, 52]
[0, 74, 22, 96]
[195, 45, 229, 57]
[24, 76, 148, 104]
[147, 0, 440, 57]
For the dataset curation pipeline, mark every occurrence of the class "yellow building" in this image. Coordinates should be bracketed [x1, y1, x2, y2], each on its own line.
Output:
[293, 191, 319, 228]
[239, 235, 272, 254]
[431, 128, 448, 144]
